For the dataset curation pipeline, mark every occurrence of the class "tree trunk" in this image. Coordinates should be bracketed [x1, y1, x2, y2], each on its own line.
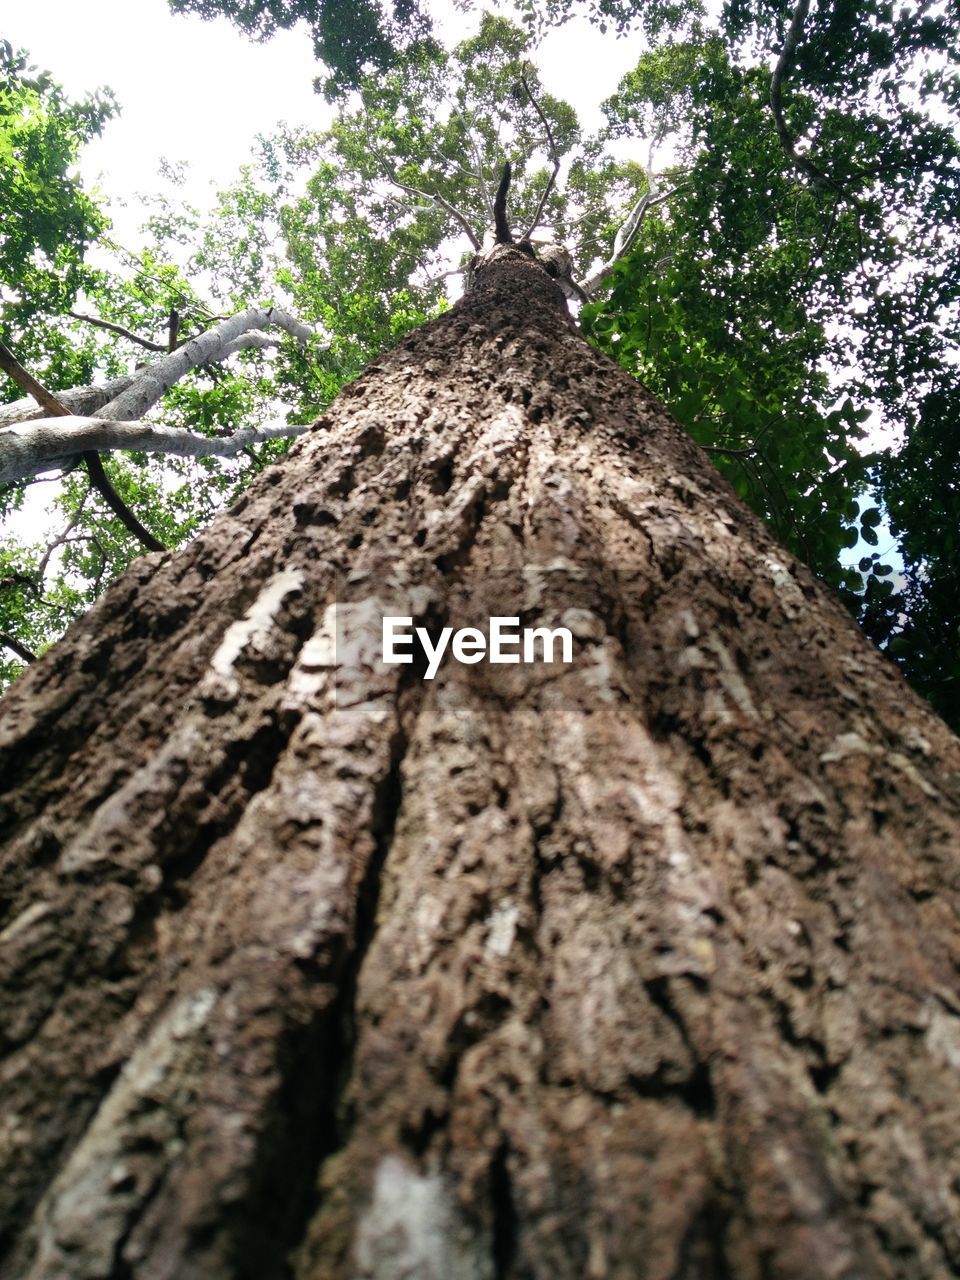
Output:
[1, 247, 959, 1280]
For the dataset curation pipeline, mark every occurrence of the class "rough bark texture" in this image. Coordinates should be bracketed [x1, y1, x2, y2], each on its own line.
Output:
[1, 247, 959, 1280]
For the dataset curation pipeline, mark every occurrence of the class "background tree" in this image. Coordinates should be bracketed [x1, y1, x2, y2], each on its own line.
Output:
[0, 91, 327, 685]
[167, 0, 437, 95]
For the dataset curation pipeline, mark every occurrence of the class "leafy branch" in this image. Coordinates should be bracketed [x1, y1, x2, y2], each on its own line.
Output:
[368, 141, 482, 250]
[769, 0, 863, 210]
[67, 305, 182, 353]
[578, 182, 683, 298]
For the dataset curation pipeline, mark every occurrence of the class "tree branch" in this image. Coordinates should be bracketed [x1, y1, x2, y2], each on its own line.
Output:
[0, 304, 311, 430]
[0, 373, 140, 428]
[38, 506, 86, 582]
[67, 311, 170, 353]
[461, 117, 496, 222]
[770, 0, 863, 209]
[0, 415, 314, 485]
[0, 340, 167, 551]
[519, 72, 561, 240]
[493, 162, 513, 244]
[96, 307, 314, 421]
[370, 144, 481, 250]
[83, 451, 166, 552]
[0, 339, 73, 415]
[0, 632, 37, 663]
[219, 332, 284, 356]
[167, 307, 180, 352]
[578, 185, 682, 298]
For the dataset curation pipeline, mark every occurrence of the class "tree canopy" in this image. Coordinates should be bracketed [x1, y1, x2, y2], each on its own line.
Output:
[1, 0, 959, 728]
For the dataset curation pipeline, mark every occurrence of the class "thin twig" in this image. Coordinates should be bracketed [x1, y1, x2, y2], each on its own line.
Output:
[463, 118, 496, 221]
[520, 72, 561, 240]
[369, 143, 481, 249]
[38, 499, 87, 582]
[702, 444, 759, 459]
[67, 311, 169, 353]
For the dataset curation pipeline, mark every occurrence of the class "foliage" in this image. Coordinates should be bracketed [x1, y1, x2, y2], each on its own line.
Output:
[881, 374, 960, 730]
[0, 41, 116, 379]
[576, 3, 960, 728]
[166, 0, 436, 95]
[0, 121, 318, 689]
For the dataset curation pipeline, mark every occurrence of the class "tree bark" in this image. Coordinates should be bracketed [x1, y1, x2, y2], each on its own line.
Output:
[0, 416, 311, 486]
[1, 247, 959, 1280]
[0, 373, 139, 429]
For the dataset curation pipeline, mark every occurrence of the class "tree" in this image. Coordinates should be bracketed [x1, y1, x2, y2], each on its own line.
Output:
[11, 1, 960, 731]
[3, 221, 960, 1277]
[0, 40, 115, 332]
[579, 1, 960, 729]
[167, 0, 436, 95]
[0, 18, 659, 688]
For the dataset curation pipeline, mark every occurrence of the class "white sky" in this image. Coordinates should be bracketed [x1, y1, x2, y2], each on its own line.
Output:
[7, 0, 331, 238]
[5, 0, 644, 245]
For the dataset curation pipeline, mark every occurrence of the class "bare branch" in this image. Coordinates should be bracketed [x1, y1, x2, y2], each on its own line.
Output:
[1, 305, 312, 431]
[97, 307, 314, 421]
[67, 311, 170, 353]
[421, 265, 468, 290]
[370, 144, 481, 250]
[167, 308, 180, 352]
[519, 72, 561, 240]
[424, 141, 487, 191]
[0, 415, 314, 485]
[459, 112, 496, 221]
[702, 444, 759, 459]
[0, 339, 73, 416]
[0, 374, 140, 428]
[0, 632, 37, 664]
[770, 0, 863, 209]
[38, 506, 86, 582]
[578, 186, 682, 298]
[0, 340, 166, 551]
[220, 332, 284, 356]
[83, 452, 166, 551]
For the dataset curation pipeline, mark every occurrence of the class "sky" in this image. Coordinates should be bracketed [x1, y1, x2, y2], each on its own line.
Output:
[5, 0, 644, 246]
